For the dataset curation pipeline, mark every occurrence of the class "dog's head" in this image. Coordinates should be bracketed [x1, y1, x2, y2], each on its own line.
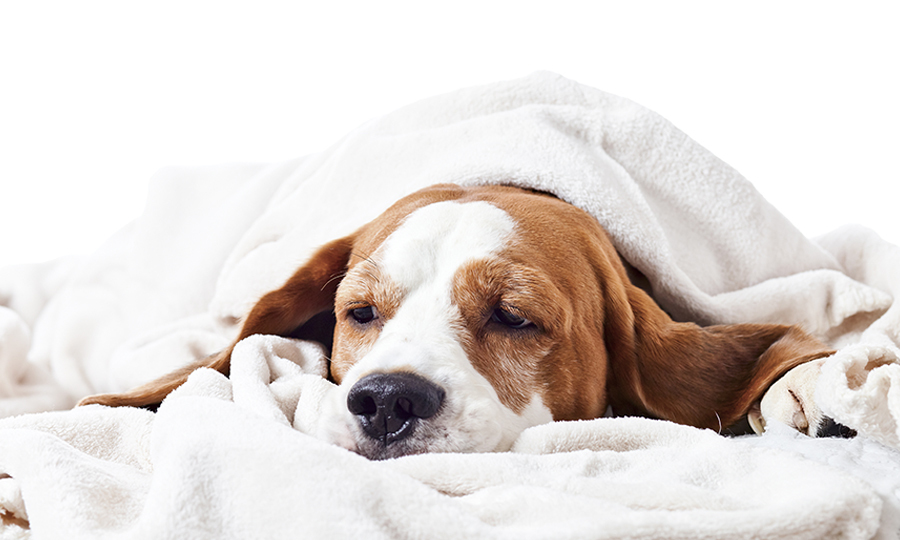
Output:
[82, 184, 833, 460]
[320, 184, 615, 458]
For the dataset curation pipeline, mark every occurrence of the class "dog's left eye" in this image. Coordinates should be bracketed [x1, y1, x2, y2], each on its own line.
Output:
[491, 308, 533, 330]
[349, 305, 379, 325]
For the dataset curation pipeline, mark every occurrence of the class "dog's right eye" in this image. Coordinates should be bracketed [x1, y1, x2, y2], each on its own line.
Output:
[349, 305, 378, 325]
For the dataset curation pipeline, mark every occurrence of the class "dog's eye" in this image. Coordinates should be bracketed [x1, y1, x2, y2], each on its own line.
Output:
[491, 308, 533, 330]
[349, 305, 378, 325]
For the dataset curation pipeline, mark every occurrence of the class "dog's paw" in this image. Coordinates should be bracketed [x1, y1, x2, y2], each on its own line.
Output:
[748, 359, 857, 439]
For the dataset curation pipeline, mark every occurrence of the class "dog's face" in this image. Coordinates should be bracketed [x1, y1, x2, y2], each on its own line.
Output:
[321, 186, 613, 459]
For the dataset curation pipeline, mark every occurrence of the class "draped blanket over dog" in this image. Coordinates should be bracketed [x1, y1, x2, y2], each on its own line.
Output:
[1, 72, 898, 539]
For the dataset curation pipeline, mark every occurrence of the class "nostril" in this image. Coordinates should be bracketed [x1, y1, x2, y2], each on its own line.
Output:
[405, 386, 442, 419]
[346, 372, 445, 445]
[394, 397, 413, 420]
[348, 394, 378, 417]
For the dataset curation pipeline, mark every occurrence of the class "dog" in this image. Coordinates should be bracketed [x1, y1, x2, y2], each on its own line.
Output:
[80, 184, 842, 460]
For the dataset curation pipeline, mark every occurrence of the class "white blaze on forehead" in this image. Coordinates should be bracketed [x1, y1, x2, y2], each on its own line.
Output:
[354, 199, 517, 378]
[379, 200, 516, 291]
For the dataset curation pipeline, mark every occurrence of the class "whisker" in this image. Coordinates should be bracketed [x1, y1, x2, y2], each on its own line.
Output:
[321, 271, 347, 292]
[320, 250, 377, 292]
[350, 250, 375, 265]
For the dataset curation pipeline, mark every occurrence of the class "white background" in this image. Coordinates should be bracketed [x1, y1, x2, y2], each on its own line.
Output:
[1, 1, 898, 268]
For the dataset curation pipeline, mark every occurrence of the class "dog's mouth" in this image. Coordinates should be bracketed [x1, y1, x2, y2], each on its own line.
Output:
[351, 421, 451, 461]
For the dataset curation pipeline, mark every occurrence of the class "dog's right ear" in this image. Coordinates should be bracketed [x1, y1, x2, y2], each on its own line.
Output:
[78, 234, 358, 409]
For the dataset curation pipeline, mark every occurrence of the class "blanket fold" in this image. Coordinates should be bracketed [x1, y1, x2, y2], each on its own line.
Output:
[1, 72, 898, 538]
[0, 334, 892, 539]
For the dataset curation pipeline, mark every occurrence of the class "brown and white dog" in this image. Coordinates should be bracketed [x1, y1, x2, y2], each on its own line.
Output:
[80, 184, 840, 460]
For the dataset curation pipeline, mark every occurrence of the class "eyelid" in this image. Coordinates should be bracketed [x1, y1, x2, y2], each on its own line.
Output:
[347, 303, 379, 326]
[495, 301, 527, 318]
[490, 302, 540, 333]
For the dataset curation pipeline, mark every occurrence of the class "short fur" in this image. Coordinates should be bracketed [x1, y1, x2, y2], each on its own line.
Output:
[80, 184, 832, 437]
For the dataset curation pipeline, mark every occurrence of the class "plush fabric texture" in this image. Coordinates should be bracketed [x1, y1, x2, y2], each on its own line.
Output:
[0, 72, 898, 538]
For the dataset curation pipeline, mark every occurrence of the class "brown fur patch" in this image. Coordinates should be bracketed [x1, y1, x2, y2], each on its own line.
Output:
[331, 259, 404, 383]
[451, 258, 562, 413]
[478, 190, 614, 421]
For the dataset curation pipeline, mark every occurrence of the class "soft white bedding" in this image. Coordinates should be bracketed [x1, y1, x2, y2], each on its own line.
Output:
[0, 72, 898, 539]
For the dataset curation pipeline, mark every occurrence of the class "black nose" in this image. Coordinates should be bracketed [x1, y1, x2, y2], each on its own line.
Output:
[347, 372, 445, 445]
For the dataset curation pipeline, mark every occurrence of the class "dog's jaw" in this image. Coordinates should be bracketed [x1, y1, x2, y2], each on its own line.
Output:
[326, 200, 554, 459]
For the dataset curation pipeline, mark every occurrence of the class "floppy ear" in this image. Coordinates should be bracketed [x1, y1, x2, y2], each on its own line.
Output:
[604, 285, 834, 431]
[78, 234, 357, 409]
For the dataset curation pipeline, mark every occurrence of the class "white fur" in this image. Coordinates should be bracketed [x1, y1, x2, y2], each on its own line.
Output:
[751, 359, 826, 436]
[325, 201, 553, 456]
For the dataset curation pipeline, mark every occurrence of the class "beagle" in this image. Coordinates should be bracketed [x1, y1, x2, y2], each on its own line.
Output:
[81, 184, 839, 460]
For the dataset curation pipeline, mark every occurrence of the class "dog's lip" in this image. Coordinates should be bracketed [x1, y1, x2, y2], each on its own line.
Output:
[350, 436, 430, 461]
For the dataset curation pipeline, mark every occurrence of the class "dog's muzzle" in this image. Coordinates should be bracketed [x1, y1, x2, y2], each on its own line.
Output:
[347, 372, 445, 446]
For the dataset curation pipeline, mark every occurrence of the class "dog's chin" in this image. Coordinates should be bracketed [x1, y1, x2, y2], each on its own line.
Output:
[352, 438, 432, 461]
[345, 416, 520, 461]
[347, 420, 474, 461]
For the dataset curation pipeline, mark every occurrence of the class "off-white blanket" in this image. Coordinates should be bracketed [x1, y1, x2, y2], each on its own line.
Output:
[1, 72, 898, 539]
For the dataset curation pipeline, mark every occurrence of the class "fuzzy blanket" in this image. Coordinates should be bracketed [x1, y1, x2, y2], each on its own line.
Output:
[1, 72, 898, 539]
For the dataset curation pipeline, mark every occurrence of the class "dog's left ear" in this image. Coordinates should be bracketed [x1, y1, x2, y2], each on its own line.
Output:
[604, 284, 834, 431]
[78, 234, 358, 408]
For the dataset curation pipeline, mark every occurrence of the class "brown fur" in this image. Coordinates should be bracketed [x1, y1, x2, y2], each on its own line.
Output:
[79, 184, 832, 432]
